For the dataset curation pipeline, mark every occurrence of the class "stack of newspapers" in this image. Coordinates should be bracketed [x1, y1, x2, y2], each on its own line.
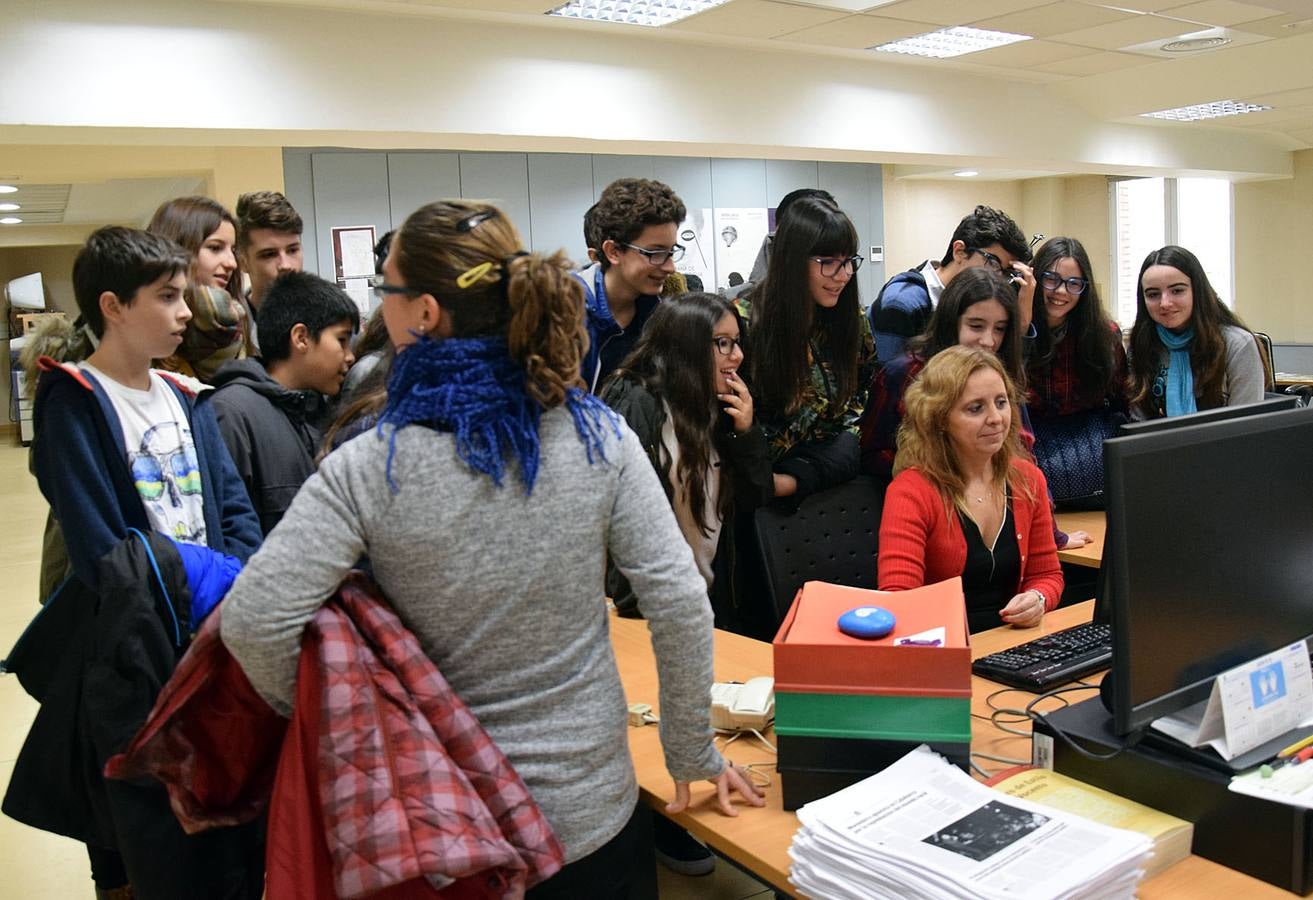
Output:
[788, 747, 1154, 899]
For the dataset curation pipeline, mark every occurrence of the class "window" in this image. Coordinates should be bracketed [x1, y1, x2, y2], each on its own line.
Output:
[1110, 176, 1233, 325]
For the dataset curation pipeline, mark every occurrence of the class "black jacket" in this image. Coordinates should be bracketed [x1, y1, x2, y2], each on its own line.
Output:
[2, 531, 262, 899]
[206, 359, 327, 535]
[600, 374, 773, 632]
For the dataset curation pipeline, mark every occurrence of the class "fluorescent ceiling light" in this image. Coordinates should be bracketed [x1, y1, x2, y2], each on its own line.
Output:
[0, 185, 17, 194]
[1140, 99, 1272, 122]
[954, 170, 979, 177]
[871, 26, 1031, 59]
[0, 203, 18, 211]
[0, 217, 23, 224]
[546, 0, 732, 27]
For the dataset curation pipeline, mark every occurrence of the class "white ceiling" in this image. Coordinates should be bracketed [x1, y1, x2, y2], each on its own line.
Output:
[223, 0, 1313, 146]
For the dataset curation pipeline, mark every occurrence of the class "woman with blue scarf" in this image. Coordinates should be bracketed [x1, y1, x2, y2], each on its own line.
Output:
[1127, 245, 1264, 419]
[220, 200, 763, 897]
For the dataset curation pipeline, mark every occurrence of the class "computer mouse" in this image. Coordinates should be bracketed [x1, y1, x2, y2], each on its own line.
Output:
[837, 606, 896, 639]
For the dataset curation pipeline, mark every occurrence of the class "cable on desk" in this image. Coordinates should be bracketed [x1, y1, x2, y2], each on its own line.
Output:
[718, 727, 776, 755]
[1025, 686, 1147, 762]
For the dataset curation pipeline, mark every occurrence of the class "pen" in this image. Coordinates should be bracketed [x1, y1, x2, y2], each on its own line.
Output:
[1265, 745, 1313, 775]
[898, 639, 942, 646]
[1277, 734, 1313, 758]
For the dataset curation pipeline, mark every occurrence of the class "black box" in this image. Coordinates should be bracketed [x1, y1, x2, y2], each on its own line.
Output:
[1033, 697, 1313, 895]
[778, 737, 970, 811]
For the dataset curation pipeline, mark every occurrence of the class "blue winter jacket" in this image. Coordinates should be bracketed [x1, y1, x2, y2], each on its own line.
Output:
[869, 266, 932, 363]
[575, 264, 660, 393]
[31, 361, 262, 592]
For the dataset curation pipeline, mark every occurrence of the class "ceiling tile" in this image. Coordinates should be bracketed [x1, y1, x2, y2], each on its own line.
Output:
[1073, 0, 1180, 10]
[772, 12, 934, 47]
[1226, 12, 1313, 37]
[1160, 1, 1288, 27]
[669, 0, 847, 36]
[1249, 86, 1313, 107]
[1048, 12, 1211, 49]
[859, 0, 1053, 27]
[1029, 49, 1157, 73]
[963, 37, 1100, 67]
[972, 1, 1135, 37]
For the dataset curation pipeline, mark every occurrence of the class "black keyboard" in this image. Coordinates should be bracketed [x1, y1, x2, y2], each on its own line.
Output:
[971, 622, 1112, 692]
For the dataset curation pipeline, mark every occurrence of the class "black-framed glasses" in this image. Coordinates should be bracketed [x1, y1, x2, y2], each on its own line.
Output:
[711, 336, 742, 357]
[809, 255, 864, 278]
[1040, 271, 1089, 296]
[973, 248, 1009, 273]
[620, 243, 685, 266]
[367, 272, 425, 300]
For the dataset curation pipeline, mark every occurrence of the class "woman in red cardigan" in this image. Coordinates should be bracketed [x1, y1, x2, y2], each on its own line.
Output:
[878, 345, 1063, 633]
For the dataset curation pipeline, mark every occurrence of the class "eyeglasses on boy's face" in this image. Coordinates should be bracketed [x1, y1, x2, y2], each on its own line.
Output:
[973, 248, 1010, 273]
[711, 336, 742, 357]
[810, 255, 864, 278]
[1040, 271, 1089, 296]
[620, 243, 685, 266]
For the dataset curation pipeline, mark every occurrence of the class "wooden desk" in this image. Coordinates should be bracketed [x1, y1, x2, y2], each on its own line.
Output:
[611, 603, 1289, 898]
[1055, 509, 1105, 568]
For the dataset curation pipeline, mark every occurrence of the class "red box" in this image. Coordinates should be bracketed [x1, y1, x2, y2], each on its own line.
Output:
[772, 579, 970, 697]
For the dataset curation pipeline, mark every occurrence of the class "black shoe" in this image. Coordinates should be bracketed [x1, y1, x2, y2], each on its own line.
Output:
[652, 813, 715, 877]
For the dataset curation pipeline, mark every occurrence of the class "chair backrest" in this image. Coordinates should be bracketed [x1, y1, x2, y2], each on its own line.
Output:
[1255, 331, 1276, 392]
[753, 476, 885, 626]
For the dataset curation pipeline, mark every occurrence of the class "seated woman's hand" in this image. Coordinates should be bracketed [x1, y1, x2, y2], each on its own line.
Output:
[666, 762, 766, 818]
[1063, 529, 1093, 549]
[999, 590, 1045, 628]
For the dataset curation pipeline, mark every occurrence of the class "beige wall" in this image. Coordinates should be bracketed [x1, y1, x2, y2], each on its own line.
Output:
[1235, 149, 1313, 342]
[880, 175, 1024, 275]
[1020, 175, 1114, 318]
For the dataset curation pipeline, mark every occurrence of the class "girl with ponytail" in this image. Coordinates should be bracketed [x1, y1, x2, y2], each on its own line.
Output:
[221, 200, 762, 894]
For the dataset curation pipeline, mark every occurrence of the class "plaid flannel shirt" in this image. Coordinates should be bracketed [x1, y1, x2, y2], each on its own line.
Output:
[107, 573, 564, 899]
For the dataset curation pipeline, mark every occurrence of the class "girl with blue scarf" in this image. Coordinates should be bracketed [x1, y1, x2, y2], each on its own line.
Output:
[1127, 245, 1265, 419]
[221, 201, 763, 899]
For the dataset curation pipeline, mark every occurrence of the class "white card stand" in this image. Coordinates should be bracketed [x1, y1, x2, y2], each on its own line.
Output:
[1152, 642, 1313, 762]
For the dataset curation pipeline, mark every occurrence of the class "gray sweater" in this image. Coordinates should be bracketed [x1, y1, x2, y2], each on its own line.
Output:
[221, 409, 724, 861]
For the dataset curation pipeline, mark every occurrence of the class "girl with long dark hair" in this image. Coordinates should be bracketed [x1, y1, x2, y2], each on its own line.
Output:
[1026, 237, 1126, 419]
[1128, 245, 1264, 418]
[860, 267, 1026, 479]
[602, 292, 772, 630]
[221, 201, 762, 897]
[736, 196, 874, 505]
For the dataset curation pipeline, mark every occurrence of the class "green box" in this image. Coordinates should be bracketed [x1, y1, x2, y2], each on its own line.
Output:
[774, 690, 971, 743]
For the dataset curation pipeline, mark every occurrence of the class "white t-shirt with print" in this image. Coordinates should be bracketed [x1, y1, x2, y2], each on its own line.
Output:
[81, 364, 208, 546]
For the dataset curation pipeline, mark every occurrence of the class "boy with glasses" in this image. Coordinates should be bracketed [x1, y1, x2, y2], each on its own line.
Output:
[575, 178, 687, 392]
[870, 204, 1032, 361]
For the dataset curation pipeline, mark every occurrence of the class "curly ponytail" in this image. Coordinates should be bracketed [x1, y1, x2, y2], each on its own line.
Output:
[504, 251, 587, 408]
[393, 201, 587, 408]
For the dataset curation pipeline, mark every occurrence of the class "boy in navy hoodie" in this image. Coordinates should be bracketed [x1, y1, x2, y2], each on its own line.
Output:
[208, 271, 358, 535]
[24, 225, 262, 898]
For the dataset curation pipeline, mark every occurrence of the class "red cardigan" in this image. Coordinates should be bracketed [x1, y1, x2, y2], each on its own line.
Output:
[878, 458, 1064, 612]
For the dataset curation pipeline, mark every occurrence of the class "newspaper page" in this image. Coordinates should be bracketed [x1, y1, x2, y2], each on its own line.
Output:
[790, 747, 1151, 900]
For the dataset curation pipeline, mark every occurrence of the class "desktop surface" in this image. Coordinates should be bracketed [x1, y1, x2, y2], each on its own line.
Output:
[610, 602, 1289, 898]
[1054, 509, 1105, 568]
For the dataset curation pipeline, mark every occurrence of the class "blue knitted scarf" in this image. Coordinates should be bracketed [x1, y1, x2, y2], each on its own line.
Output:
[376, 334, 619, 493]
[1155, 323, 1196, 417]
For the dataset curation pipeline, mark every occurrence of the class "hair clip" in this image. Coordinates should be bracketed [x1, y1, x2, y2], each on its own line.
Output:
[455, 209, 499, 233]
[456, 261, 494, 289]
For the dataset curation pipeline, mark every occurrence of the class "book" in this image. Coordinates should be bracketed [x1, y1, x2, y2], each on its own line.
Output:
[989, 767, 1193, 880]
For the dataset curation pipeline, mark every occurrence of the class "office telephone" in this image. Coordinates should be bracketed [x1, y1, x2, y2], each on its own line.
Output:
[711, 676, 775, 732]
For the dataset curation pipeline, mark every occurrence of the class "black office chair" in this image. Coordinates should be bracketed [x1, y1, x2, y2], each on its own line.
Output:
[753, 476, 885, 626]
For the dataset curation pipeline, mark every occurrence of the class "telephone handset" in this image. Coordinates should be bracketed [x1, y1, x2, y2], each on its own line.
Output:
[710, 676, 775, 732]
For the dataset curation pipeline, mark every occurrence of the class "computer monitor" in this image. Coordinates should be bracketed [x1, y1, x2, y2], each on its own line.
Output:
[1117, 394, 1301, 436]
[1091, 395, 1304, 624]
[1101, 404, 1313, 736]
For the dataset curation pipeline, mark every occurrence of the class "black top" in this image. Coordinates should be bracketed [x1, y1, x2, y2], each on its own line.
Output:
[957, 492, 1021, 634]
